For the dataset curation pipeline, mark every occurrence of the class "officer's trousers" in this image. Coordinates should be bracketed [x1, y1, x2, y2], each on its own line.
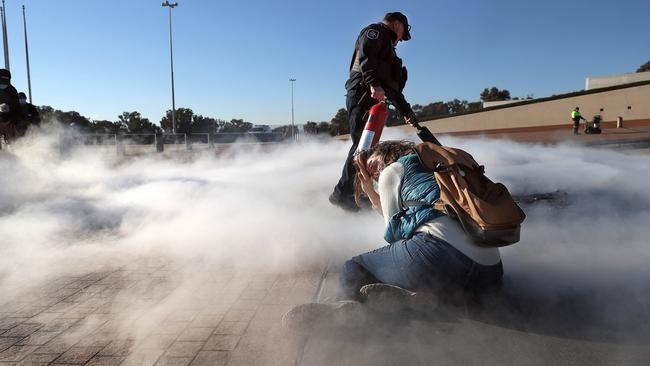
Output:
[333, 88, 374, 198]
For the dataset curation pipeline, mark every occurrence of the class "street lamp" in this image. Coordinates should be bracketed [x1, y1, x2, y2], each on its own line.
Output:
[1, 0, 10, 70]
[289, 78, 296, 141]
[22, 5, 33, 103]
[162, 1, 178, 134]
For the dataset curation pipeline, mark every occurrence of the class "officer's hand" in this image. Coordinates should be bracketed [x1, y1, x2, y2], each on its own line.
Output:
[405, 112, 419, 128]
[370, 86, 385, 101]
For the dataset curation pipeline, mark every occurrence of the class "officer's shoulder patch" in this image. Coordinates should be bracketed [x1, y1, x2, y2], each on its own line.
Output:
[366, 29, 379, 40]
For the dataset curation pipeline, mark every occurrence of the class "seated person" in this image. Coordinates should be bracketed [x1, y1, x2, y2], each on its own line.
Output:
[283, 141, 503, 333]
[340, 141, 503, 309]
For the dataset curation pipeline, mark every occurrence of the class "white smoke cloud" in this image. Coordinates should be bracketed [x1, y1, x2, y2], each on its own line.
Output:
[1, 126, 649, 356]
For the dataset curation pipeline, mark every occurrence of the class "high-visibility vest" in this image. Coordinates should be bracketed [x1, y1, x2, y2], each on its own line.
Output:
[571, 110, 581, 119]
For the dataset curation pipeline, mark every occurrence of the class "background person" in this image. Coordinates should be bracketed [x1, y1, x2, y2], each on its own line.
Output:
[0, 69, 22, 143]
[571, 107, 586, 135]
[16, 92, 41, 136]
[329, 12, 418, 212]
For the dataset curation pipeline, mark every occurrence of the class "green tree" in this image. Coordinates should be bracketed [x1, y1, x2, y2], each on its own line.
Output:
[467, 101, 483, 112]
[118, 111, 160, 134]
[91, 120, 124, 133]
[35, 106, 56, 123]
[213, 118, 253, 133]
[317, 121, 330, 134]
[117, 111, 160, 133]
[420, 102, 449, 119]
[303, 121, 332, 134]
[637, 60, 650, 72]
[446, 99, 468, 114]
[34, 106, 92, 129]
[329, 108, 348, 136]
[160, 108, 194, 133]
[480, 87, 511, 102]
[58, 111, 91, 128]
[192, 114, 218, 133]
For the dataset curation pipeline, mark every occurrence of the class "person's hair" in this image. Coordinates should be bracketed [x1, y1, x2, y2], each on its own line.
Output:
[353, 140, 415, 207]
[383, 13, 396, 23]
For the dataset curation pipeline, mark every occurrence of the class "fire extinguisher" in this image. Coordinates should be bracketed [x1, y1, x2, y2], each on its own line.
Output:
[356, 102, 388, 153]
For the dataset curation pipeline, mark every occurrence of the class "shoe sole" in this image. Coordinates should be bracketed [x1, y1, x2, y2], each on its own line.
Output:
[360, 283, 438, 313]
[282, 301, 366, 334]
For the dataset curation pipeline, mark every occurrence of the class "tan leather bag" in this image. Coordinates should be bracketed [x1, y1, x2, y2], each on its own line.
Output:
[415, 142, 526, 247]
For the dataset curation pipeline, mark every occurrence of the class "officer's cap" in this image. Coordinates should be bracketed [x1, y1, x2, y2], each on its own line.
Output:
[384, 12, 411, 41]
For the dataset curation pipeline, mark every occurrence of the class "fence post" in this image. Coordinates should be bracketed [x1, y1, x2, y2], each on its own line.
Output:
[116, 134, 125, 156]
[59, 132, 71, 158]
[155, 133, 164, 152]
[185, 134, 192, 150]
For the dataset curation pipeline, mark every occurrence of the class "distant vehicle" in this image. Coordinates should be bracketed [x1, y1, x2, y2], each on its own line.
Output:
[248, 125, 273, 134]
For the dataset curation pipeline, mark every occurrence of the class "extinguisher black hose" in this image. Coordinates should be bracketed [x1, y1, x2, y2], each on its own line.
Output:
[358, 89, 442, 147]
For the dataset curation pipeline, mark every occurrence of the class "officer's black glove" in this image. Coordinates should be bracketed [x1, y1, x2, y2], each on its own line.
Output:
[405, 111, 419, 128]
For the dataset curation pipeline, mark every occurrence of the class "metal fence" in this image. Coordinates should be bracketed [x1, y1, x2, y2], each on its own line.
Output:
[58, 132, 288, 156]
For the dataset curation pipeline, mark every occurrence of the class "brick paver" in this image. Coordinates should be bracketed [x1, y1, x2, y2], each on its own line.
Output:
[0, 257, 323, 366]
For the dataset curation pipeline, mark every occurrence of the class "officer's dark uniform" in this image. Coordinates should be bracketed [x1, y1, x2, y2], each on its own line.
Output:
[331, 21, 415, 209]
[16, 93, 41, 136]
[0, 69, 23, 141]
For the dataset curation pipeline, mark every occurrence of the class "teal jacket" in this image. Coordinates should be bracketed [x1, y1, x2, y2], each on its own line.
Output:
[384, 154, 443, 242]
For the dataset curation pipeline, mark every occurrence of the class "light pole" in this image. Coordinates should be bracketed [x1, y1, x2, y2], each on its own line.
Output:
[1, 0, 10, 70]
[22, 5, 32, 103]
[162, 1, 178, 134]
[289, 78, 296, 141]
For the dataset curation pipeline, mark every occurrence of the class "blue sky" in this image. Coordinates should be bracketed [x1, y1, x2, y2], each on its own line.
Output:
[2, 0, 649, 126]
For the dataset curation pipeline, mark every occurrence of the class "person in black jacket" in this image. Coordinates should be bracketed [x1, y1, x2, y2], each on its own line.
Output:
[16, 92, 41, 136]
[0, 69, 23, 141]
[330, 12, 418, 211]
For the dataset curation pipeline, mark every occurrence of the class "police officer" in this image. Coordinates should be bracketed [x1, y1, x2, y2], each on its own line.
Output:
[0, 69, 23, 141]
[16, 92, 41, 136]
[330, 12, 417, 211]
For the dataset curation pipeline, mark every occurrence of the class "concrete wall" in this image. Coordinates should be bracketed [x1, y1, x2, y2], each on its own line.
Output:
[482, 100, 528, 108]
[586, 71, 650, 90]
[404, 83, 650, 134]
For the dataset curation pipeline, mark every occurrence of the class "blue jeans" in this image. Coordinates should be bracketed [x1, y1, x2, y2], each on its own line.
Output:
[340, 232, 503, 300]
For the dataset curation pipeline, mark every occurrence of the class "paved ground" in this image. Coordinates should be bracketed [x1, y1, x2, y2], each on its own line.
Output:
[299, 268, 650, 366]
[443, 123, 650, 147]
[5, 254, 650, 366]
[0, 257, 323, 366]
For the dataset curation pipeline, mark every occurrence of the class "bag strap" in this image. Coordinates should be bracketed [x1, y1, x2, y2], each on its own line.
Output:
[415, 143, 480, 171]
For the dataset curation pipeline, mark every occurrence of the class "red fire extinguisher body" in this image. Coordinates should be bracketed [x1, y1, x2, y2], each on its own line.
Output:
[356, 102, 388, 153]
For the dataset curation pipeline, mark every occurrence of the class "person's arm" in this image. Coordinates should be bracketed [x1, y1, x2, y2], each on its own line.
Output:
[357, 28, 384, 94]
[354, 154, 382, 214]
[377, 163, 404, 227]
[384, 87, 416, 126]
